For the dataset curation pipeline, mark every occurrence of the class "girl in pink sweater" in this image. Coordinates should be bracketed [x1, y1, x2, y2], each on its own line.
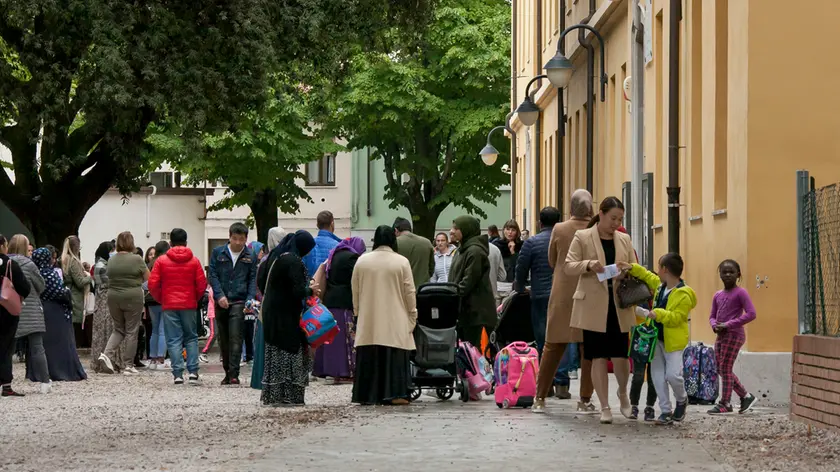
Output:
[707, 259, 759, 415]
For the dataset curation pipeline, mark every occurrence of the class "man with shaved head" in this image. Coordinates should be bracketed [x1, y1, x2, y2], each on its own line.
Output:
[532, 189, 596, 413]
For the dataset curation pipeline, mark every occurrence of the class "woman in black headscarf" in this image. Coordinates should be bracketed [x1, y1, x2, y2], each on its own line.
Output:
[351, 226, 418, 405]
[257, 230, 316, 407]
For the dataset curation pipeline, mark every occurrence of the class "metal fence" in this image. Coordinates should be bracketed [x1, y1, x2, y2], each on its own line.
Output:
[797, 170, 840, 337]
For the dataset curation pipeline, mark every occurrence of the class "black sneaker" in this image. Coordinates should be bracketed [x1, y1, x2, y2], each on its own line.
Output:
[629, 406, 639, 420]
[644, 407, 656, 422]
[672, 401, 687, 422]
[739, 394, 758, 414]
[221, 376, 231, 386]
[174, 376, 185, 385]
[655, 413, 673, 425]
[707, 403, 734, 415]
[1, 386, 24, 397]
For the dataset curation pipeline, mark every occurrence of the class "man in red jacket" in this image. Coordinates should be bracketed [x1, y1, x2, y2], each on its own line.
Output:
[148, 228, 207, 385]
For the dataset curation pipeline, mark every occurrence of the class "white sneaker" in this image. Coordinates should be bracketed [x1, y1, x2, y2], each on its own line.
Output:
[123, 366, 140, 375]
[568, 370, 578, 380]
[148, 363, 158, 371]
[98, 353, 115, 374]
[40, 382, 52, 394]
[163, 359, 171, 368]
[188, 373, 202, 386]
[199, 354, 209, 364]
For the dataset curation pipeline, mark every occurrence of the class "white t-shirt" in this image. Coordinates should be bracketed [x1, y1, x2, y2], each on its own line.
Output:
[229, 247, 243, 266]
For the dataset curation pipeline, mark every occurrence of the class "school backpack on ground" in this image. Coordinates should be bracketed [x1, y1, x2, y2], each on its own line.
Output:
[493, 341, 539, 409]
[455, 341, 492, 401]
[683, 343, 718, 405]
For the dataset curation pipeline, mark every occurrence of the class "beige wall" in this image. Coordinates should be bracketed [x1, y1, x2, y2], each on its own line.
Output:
[510, 0, 840, 352]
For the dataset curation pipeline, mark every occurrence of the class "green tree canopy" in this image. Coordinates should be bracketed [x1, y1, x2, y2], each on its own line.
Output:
[0, 0, 433, 245]
[325, 0, 511, 239]
[147, 75, 340, 243]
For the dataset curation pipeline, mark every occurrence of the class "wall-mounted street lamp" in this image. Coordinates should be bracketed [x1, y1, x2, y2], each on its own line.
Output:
[514, 74, 546, 127]
[506, 22, 608, 193]
[478, 111, 517, 219]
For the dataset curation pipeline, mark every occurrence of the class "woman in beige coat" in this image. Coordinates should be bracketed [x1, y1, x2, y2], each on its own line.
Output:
[533, 190, 594, 413]
[565, 197, 637, 424]
[351, 225, 417, 405]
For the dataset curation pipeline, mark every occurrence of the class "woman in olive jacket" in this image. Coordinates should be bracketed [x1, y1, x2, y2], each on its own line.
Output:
[448, 216, 496, 347]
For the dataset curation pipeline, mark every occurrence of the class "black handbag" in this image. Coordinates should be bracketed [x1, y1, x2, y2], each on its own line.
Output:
[616, 276, 653, 309]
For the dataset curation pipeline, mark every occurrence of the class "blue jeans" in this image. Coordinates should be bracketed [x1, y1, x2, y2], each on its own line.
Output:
[163, 310, 199, 378]
[148, 305, 167, 358]
[530, 297, 567, 385]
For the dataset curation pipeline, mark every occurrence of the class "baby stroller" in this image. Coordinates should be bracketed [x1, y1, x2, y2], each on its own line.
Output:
[410, 283, 461, 401]
[486, 291, 535, 360]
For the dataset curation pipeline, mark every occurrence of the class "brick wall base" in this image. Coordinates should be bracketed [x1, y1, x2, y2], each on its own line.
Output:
[791, 335, 840, 432]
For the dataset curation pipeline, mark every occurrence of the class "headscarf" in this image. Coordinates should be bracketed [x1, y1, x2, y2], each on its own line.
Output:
[325, 237, 366, 279]
[372, 225, 398, 251]
[275, 230, 316, 258]
[248, 241, 265, 260]
[453, 215, 481, 243]
[266, 227, 287, 251]
[32, 247, 72, 319]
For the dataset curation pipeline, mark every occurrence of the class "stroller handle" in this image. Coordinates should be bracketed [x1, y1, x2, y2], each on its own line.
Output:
[418, 282, 461, 294]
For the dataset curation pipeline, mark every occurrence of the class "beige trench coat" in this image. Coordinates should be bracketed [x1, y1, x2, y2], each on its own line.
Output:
[545, 218, 590, 343]
[564, 226, 638, 333]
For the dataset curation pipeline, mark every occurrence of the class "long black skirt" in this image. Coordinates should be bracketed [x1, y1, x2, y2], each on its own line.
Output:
[352, 345, 412, 405]
[29, 300, 87, 382]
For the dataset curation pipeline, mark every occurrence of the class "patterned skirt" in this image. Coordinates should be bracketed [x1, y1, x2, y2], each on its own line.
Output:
[89, 288, 125, 372]
[261, 344, 312, 406]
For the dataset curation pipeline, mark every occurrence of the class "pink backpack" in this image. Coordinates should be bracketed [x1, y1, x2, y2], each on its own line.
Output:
[493, 341, 539, 408]
[456, 341, 492, 401]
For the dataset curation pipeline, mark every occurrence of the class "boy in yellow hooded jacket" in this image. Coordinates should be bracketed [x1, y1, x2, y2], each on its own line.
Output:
[618, 252, 697, 425]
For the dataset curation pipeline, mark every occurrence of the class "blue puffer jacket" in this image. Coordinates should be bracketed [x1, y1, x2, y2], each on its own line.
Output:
[208, 245, 258, 304]
[514, 228, 553, 300]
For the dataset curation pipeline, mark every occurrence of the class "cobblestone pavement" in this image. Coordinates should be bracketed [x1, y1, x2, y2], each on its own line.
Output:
[3, 360, 839, 472]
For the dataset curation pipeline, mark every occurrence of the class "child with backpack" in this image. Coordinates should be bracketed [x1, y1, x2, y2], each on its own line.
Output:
[618, 253, 697, 425]
[628, 300, 658, 422]
[707, 259, 759, 415]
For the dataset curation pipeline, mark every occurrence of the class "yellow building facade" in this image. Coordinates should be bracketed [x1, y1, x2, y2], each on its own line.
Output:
[509, 0, 840, 352]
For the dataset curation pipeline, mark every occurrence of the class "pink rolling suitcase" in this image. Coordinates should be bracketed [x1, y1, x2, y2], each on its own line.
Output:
[493, 341, 539, 408]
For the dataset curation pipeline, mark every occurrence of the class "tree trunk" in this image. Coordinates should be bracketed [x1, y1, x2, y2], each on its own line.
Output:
[411, 208, 443, 241]
[249, 188, 278, 244]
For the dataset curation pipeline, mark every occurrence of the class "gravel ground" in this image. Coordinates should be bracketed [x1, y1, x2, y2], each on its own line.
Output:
[0, 357, 355, 472]
[4, 358, 840, 471]
[682, 409, 840, 472]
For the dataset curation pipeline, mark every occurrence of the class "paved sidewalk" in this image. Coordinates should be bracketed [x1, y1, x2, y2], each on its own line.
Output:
[255, 394, 734, 472]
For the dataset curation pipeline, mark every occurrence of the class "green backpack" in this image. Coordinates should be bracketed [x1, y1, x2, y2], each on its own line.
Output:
[628, 319, 659, 363]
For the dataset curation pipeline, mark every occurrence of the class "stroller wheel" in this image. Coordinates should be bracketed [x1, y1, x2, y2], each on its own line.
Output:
[410, 388, 422, 401]
[436, 388, 454, 401]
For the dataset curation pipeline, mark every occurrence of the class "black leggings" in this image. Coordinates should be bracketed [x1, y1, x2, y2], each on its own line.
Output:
[630, 360, 657, 407]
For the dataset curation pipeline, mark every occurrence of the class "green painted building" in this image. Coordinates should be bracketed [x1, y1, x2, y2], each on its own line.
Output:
[348, 148, 511, 242]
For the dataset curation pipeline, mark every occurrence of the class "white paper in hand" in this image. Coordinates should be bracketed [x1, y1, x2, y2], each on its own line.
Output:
[597, 264, 621, 282]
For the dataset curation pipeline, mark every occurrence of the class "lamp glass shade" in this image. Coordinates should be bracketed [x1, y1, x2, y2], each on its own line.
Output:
[515, 98, 540, 127]
[544, 52, 574, 88]
[479, 144, 499, 166]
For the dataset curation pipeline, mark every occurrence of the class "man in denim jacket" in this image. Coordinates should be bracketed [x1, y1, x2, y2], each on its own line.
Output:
[207, 222, 257, 385]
